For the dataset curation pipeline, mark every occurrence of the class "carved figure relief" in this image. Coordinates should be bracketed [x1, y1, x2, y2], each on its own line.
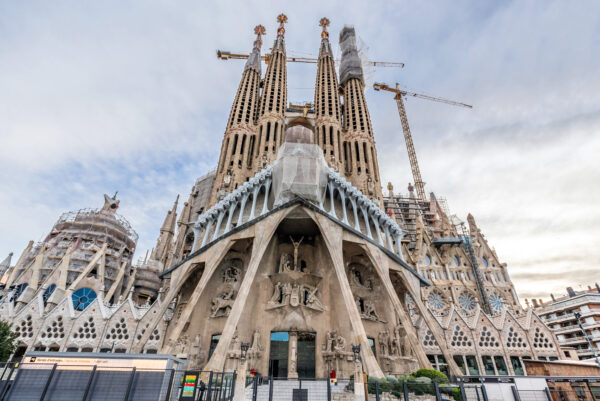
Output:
[210, 259, 243, 319]
[355, 296, 385, 322]
[266, 241, 325, 312]
[210, 284, 235, 318]
[378, 330, 390, 357]
[249, 329, 263, 359]
[325, 330, 347, 354]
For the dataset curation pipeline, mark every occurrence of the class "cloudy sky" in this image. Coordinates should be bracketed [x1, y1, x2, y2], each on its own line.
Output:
[1, 1, 599, 301]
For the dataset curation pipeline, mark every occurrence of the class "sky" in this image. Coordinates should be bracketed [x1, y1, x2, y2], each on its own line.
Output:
[1, 1, 599, 301]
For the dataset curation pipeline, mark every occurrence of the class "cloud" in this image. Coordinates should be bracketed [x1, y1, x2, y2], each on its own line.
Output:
[1, 0, 599, 302]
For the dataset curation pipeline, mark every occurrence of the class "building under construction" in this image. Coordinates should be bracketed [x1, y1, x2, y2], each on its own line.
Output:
[0, 15, 563, 379]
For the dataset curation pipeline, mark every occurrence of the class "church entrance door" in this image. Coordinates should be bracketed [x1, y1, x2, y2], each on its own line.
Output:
[269, 332, 289, 378]
[297, 332, 316, 378]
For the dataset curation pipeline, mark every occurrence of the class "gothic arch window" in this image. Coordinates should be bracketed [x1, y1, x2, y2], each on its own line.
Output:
[43, 284, 56, 306]
[453, 256, 460, 267]
[405, 294, 417, 317]
[425, 254, 432, 266]
[10, 283, 28, 303]
[482, 257, 489, 267]
[72, 288, 97, 311]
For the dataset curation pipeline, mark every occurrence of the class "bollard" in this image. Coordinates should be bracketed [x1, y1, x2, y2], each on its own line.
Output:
[375, 381, 380, 401]
[403, 381, 409, 401]
[434, 381, 441, 401]
[510, 385, 521, 401]
[459, 382, 467, 401]
[544, 387, 552, 401]
[269, 376, 273, 401]
[481, 384, 489, 401]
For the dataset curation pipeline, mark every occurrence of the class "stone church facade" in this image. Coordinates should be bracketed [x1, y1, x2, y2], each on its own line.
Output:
[0, 16, 562, 379]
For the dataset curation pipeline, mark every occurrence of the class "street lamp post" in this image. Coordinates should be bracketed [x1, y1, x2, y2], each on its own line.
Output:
[574, 312, 600, 367]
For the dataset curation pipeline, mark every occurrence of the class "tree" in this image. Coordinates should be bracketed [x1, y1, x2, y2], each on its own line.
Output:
[0, 321, 18, 362]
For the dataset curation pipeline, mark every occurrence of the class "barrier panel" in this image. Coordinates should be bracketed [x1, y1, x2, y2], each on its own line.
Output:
[0, 362, 234, 401]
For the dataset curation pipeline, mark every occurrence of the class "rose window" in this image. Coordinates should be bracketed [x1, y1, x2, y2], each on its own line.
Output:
[459, 293, 477, 313]
[428, 292, 446, 311]
[489, 294, 504, 313]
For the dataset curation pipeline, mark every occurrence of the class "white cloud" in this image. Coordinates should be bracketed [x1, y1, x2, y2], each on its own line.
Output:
[1, 0, 599, 301]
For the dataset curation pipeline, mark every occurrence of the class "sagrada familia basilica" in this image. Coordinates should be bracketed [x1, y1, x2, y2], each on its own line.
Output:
[0, 15, 563, 379]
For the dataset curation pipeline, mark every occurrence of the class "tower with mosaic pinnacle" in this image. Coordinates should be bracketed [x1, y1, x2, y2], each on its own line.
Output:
[314, 18, 344, 173]
[339, 26, 383, 204]
[210, 25, 266, 206]
[255, 14, 288, 170]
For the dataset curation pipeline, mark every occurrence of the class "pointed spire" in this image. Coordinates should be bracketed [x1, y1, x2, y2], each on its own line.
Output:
[277, 13, 288, 37]
[160, 195, 179, 235]
[0, 252, 13, 278]
[320, 17, 330, 39]
[318, 17, 332, 57]
[245, 25, 265, 74]
[273, 13, 288, 52]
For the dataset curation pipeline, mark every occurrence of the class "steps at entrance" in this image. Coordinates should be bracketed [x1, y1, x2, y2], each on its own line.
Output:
[244, 380, 351, 401]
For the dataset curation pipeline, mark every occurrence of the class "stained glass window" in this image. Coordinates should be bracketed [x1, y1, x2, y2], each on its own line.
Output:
[490, 294, 503, 313]
[71, 288, 97, 311]
[428, 292, 446, 310]
[43, 284, 56, 306]
[459, 293, 477, 312]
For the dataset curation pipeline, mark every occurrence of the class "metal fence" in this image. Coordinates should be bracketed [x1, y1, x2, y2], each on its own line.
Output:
[0, 363, 235, 401]
[242, 376, 465, 401]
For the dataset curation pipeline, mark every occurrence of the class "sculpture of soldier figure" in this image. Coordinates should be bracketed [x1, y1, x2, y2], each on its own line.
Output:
[269, 282, 282, 304]
[378, 330, 389, 357]
[281, 282, 292, 305]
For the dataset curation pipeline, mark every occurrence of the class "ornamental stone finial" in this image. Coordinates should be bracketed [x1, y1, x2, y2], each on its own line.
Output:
[277, 14, 288, 37]
[319, 17, 330, 39]
[253, 25, 265, 49]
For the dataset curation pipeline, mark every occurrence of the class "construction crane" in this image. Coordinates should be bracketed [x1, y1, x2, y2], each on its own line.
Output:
[216, 50, 405, 68]
[373, 82, 472, 200]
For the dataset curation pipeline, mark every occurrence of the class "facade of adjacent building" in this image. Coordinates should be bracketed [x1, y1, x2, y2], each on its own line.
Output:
[534, 285, 600, 361]
[0, 16, 563, 379]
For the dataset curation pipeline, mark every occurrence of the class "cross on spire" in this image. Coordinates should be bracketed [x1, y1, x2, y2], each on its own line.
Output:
[277, 13, 288, 37]
[319, 17, 330, 39]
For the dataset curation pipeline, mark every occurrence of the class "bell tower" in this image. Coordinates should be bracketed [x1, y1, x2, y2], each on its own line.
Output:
[254, 14, 288, 169]
[339, 26, 383, 204]
[314, 18, 344, 172]
[210, 25, 265, 206]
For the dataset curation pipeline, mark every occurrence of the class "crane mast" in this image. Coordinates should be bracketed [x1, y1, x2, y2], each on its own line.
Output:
[395, 91, 427, 200]
[374, 82, 472, 201]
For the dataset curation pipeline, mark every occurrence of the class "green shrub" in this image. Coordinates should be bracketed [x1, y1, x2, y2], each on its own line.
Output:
[413, 368, 449, 383]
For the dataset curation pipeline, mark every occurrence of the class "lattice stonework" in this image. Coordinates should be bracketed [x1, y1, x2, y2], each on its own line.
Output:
[506, 327, 526, 348]
[532, 327, 554, 349]
[105, 318, 130, 342]
[450, 325, 472, 348]
[72, 317, 98, 341]
[137, 326, 161, 343]
[41, 316, 65, 340]
[423, 330, 438, 347]
[478, 327, 499, 348]
[14, 315, 34, 339]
